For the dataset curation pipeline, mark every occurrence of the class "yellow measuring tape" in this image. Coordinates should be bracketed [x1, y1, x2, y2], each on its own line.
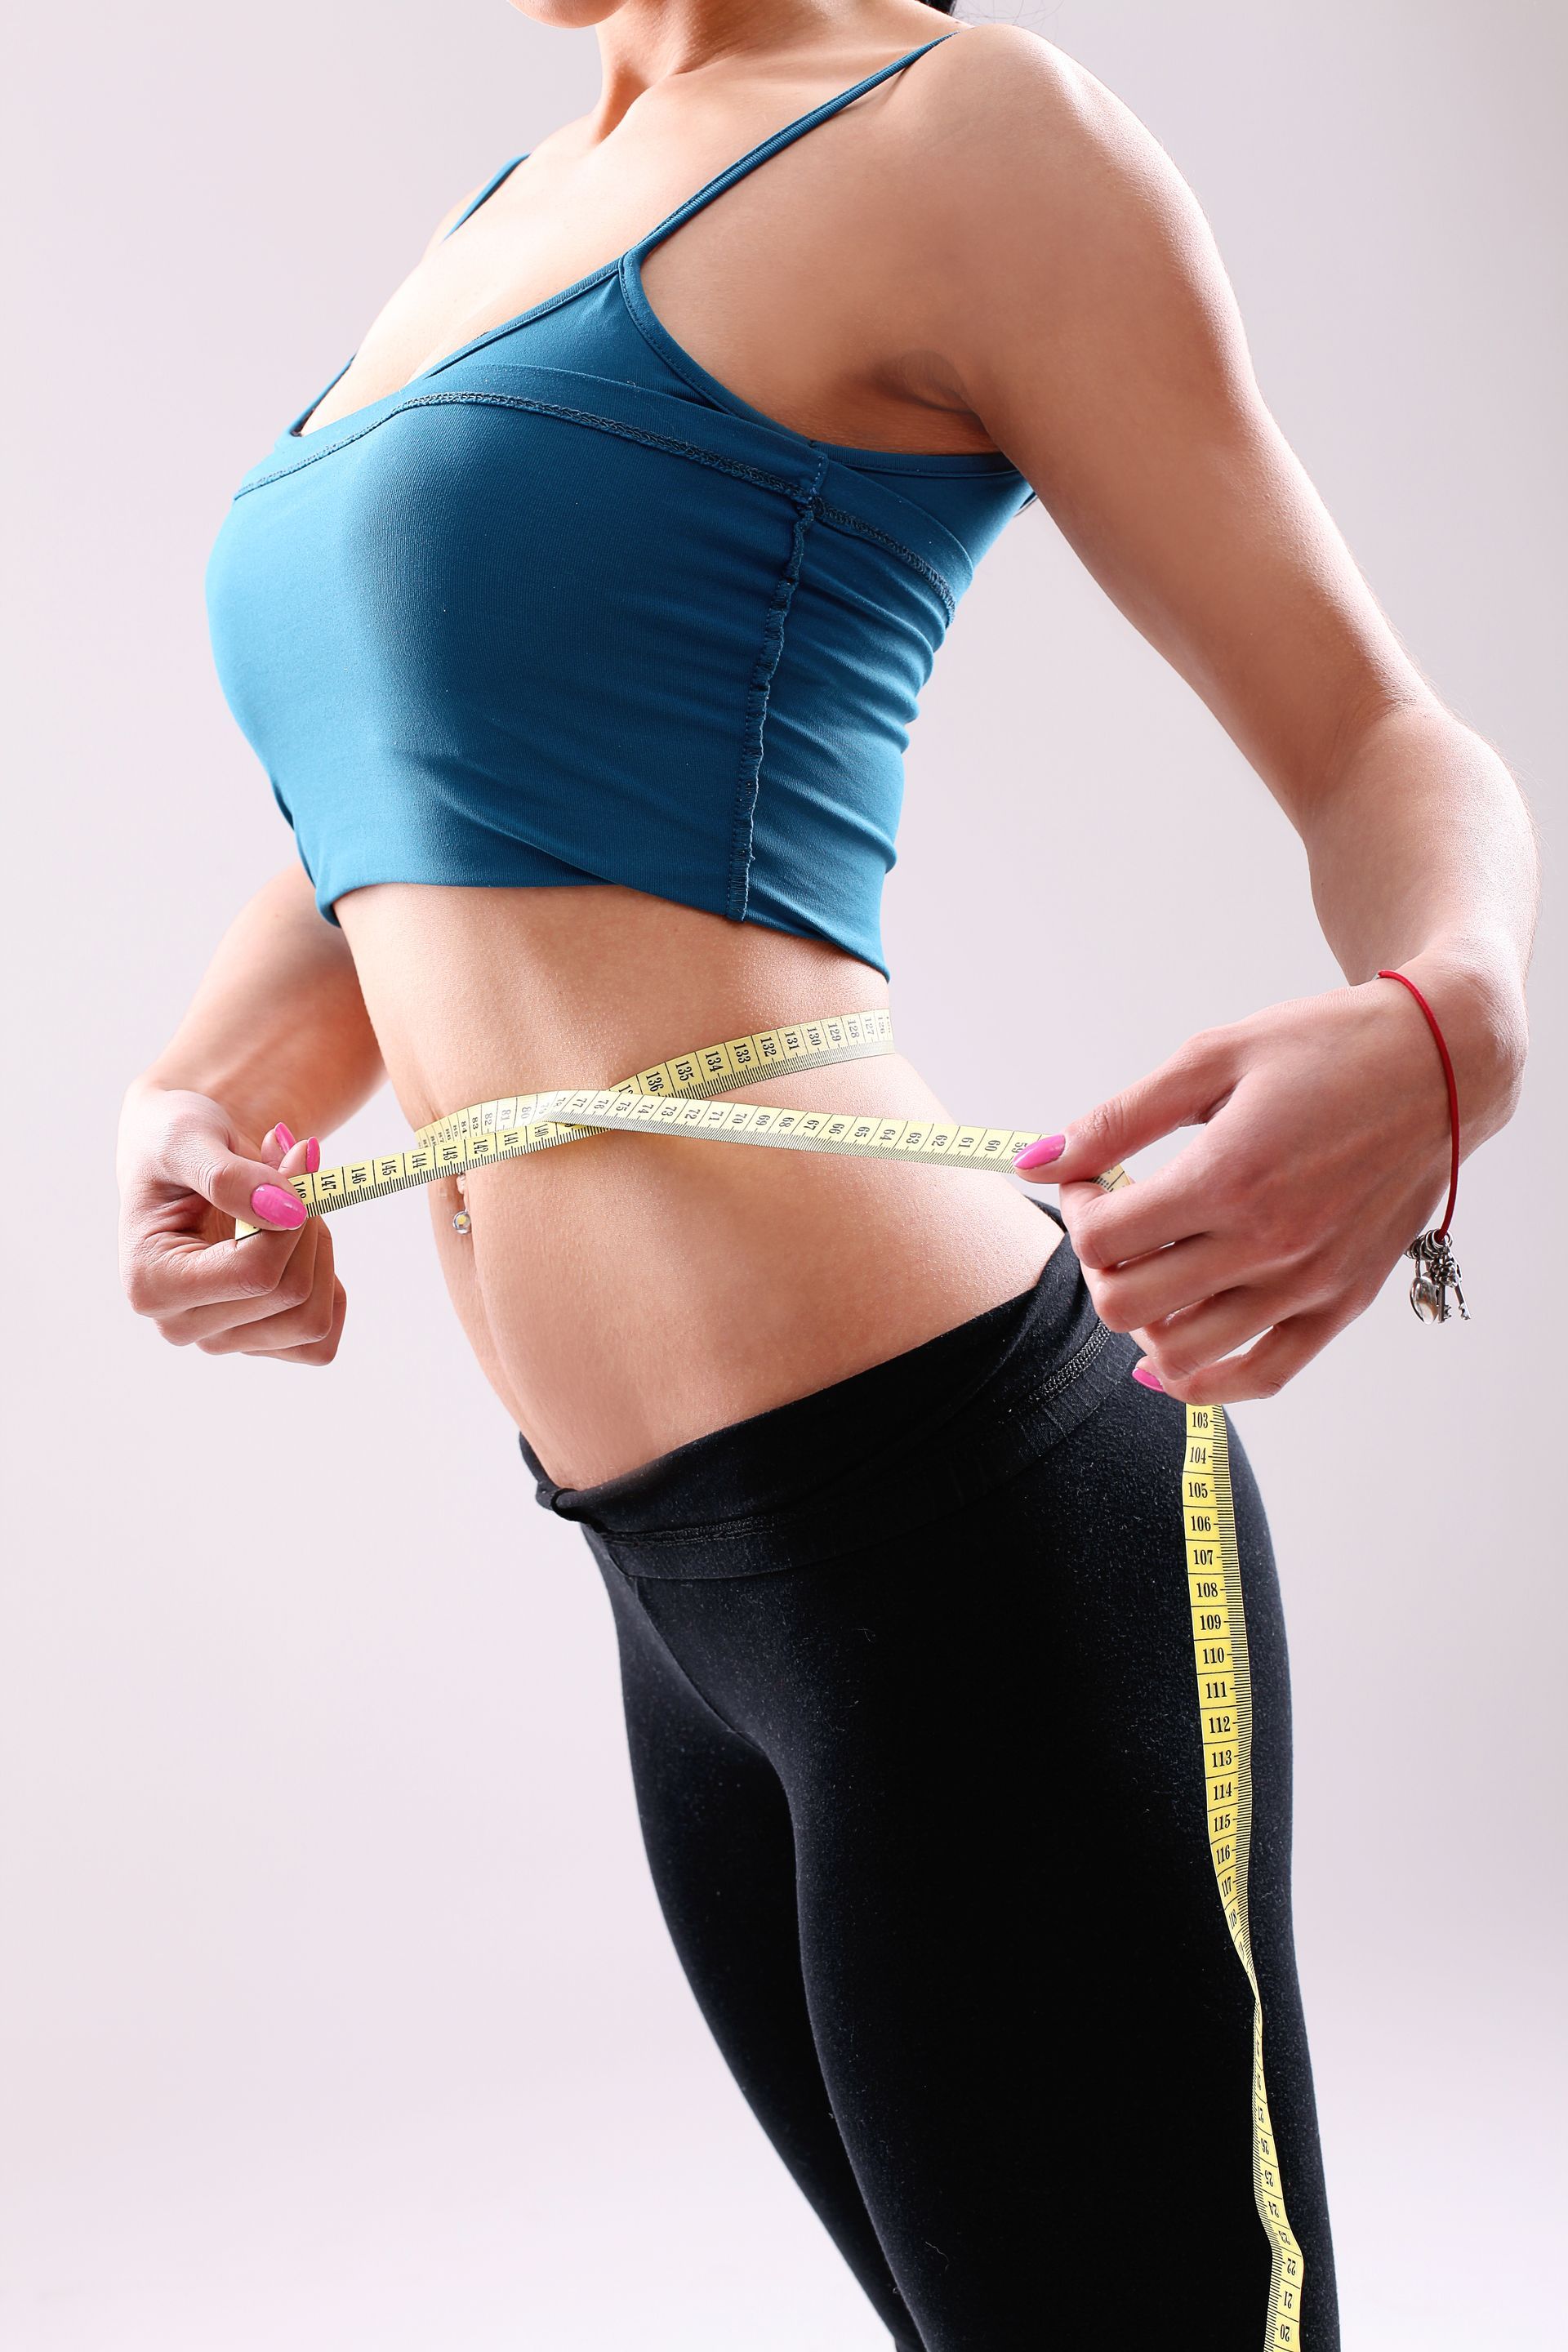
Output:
[1178, 1380, 1306, 2342]
[238, 1006, 1302, 2329]
[236, 1009, 1048, 1227]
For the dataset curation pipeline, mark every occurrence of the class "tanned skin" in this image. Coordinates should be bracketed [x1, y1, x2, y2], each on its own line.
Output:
[121, 2, 1536, 1483]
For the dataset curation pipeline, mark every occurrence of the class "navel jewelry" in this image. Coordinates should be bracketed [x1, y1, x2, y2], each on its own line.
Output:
[452, 1174, 471, 1238]
[1376, 968, 1469, 1323]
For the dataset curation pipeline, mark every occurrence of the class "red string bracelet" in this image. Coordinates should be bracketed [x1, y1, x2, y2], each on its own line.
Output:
[1376, 968, 1460, 1233]
[1375, 968, 1468, 1321]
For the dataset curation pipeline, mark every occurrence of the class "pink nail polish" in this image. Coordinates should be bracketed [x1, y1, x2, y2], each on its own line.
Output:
[251, 1183, 307, 1230]
[1131, 1361, 1165, 1392]
[305, 1137, 320, 1174]
[1014, 1134, 1067, 1171]
[274, 1122, 296, 1152]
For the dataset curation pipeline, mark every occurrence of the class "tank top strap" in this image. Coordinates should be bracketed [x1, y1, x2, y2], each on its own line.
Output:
[443, 154, 528, 241]
[629, 33, 956, 258]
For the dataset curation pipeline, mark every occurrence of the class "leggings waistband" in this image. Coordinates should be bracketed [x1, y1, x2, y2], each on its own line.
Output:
[516, 1205, 1134, 1579]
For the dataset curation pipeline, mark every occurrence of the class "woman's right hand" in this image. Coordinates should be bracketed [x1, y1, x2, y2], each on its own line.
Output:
[117, 1083, 346, 1365]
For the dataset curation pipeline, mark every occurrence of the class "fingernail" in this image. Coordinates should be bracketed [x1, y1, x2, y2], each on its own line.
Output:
[305, 1137, 320, 1174]
[1131, 1361, 1165, 1392]
[274, 1122, 296, 1151]
[1014, 1134, 1067, 1171]
[251, 1183, 306, 1230]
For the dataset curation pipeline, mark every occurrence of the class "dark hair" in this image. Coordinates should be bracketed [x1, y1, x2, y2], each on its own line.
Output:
[921, 2, 958, 11]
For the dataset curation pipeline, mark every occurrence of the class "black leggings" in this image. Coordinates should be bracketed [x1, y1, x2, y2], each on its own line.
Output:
[518, 1209, 1339, 2350]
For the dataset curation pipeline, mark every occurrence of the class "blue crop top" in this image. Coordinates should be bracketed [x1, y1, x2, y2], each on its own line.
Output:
[204, 35, 1034, 977]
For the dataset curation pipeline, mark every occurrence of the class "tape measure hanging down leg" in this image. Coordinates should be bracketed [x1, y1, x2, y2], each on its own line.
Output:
[1094, 1160, 1305, 2341]
[232, 1004, 1303, 2328]
[1183, 1401, 1306, 2343]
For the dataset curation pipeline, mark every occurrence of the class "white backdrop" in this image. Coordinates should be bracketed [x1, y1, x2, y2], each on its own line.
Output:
[4, 4, 1563, 2345]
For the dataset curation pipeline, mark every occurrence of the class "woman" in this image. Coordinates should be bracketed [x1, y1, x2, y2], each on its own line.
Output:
[116, 3, 1536, 2345]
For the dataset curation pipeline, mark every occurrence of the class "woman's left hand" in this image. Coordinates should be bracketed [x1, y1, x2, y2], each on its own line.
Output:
[1015, 977, 1464, 1401]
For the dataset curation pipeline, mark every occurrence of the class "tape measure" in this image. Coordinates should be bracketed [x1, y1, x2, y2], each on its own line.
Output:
[1179, 1393, 1306, 2342]
[236, 1004, 1302, 2329]
[234, 1009, 1062, 1232]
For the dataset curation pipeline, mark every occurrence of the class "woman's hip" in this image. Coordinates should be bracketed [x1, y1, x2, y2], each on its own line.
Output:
[519, 1199, 1121, 1572]
[475, 1125, 1060, 1486]
[556, 1251, 1335, 2347]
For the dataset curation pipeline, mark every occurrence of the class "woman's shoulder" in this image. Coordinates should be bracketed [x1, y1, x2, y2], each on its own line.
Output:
[895, 21, 1187, 233]
[898, 20, 1098, 136]
[890, 20, 1217, 337]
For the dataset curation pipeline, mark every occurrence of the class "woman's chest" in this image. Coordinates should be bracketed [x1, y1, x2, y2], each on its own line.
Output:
[293, 121, 981, 457]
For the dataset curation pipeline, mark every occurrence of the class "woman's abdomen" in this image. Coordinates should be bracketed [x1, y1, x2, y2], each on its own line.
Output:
[335, 879, 1060, 1486]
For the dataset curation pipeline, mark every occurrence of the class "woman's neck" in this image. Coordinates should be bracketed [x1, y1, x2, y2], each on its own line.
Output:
[584, 0, 937, 139]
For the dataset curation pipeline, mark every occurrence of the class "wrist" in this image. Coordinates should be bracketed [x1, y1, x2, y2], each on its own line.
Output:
[1374, 942, 1526, 1150]
[122, 1066, 267, 1159]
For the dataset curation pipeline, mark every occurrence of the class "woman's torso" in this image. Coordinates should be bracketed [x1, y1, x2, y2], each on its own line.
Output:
[342, 882, 1058, 1486]
[210, 24, 1062, 1484]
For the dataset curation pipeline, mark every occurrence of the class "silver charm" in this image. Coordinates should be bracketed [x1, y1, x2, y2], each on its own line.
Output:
[452, 1209, 472, 1236]
[1406, 1230, 1468, 1324]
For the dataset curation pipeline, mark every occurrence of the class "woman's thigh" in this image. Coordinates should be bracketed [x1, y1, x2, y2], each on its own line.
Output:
[615, 1381, 1339, 2352]
[593, 1548, 925, 2348]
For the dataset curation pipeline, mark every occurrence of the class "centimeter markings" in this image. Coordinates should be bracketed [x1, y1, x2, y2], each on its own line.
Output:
[1187, 1401, 1305, 2341]
[241, 1009, 1081, 1227]
[1098, 1165, 1303, 2338]
[423, 1008, 898, 1141]
[302, 1089, 1052, 1213]
[234, 1005, 1304, 2332]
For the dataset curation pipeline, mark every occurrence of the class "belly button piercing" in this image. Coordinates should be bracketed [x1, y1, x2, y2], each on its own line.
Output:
[452, 1174, 471, 1237]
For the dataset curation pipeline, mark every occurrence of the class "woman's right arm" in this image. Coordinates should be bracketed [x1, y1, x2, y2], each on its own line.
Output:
[118, 865, 385, 1367]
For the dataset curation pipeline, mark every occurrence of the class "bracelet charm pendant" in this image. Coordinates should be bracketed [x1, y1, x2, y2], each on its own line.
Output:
[1408, 1230, 1469, 1323]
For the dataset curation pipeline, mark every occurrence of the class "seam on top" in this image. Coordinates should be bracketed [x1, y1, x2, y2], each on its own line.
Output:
[240, 385, 818, 502]
[814, 498, 957, 621]
[813, 448, 1022, 480]
[236, 386, 965, 612]
[727, 452, 829, 924]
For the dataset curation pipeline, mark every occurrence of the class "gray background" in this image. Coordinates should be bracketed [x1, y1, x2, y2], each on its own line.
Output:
[4, 2, 1563, 2344]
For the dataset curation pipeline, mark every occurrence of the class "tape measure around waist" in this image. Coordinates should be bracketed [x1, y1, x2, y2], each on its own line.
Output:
[233, 1001, 1302, 2327]
[233, 1009, 1106, 1232]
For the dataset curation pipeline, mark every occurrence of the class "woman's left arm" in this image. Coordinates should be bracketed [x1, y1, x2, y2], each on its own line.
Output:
[925, 29, 1540, 1399]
